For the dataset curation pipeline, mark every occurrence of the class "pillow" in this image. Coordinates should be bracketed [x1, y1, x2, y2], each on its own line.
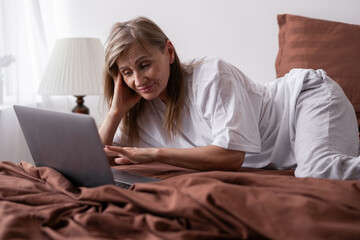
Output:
[275, 14, 360, 131]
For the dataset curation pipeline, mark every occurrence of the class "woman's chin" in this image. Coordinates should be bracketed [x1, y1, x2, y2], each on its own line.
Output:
[138, 89, 165, 101]
[140, 93, 159, 101]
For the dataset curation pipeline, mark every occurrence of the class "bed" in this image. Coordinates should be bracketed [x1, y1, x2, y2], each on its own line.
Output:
[1, 161, 360, 239]
[1, 14, 360, 240]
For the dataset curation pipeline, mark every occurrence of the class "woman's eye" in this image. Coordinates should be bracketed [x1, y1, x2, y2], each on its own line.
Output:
[140, 63, 150, 69]
[123, 71, 132, 76]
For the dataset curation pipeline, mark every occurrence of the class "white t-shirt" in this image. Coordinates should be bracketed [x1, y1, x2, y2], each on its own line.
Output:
[113, 57, 317, 169]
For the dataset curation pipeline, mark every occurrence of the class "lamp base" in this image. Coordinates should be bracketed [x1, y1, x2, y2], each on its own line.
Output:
[72, 95, 89, 114]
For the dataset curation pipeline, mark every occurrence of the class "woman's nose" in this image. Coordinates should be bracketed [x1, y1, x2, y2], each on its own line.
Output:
[134, 71, 145, 87]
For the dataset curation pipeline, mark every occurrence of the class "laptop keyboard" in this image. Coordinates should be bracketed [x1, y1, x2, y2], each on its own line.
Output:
[115, 182, 131, 189]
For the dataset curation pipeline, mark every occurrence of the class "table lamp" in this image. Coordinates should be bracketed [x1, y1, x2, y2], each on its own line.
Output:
[38, 38, 104, 114]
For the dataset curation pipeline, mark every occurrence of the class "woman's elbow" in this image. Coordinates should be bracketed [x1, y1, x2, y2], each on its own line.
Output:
[224, 151, 244, 171]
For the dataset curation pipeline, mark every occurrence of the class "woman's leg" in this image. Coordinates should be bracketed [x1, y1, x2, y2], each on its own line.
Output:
[294, 73, 359, 180]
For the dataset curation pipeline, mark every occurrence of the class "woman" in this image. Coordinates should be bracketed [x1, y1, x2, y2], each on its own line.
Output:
[99, 17, 360, 180]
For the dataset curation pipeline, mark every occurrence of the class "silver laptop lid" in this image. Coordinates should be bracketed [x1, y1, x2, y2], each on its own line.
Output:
[14, 105, 115, 187]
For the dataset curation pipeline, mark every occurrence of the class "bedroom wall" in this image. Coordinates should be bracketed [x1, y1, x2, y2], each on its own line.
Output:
[1, 0, 360, 164]
[52, 0, 360, 84]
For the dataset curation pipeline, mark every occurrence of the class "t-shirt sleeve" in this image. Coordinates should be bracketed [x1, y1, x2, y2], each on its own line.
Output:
[193, 60, 261, 153]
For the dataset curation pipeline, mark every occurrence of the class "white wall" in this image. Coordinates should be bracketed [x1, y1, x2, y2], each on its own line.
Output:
[2, 0, 360, 163]
[52, 0, 360, 83]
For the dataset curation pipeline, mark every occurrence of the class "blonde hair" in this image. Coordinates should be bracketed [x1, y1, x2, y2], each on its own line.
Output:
[103, 17, 187, 145]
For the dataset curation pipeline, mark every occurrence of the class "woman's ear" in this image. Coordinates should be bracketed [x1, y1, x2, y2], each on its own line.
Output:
[166, 40, 175, 64]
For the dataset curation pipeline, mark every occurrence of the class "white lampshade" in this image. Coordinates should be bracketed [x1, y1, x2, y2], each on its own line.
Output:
[38, 38, 104, 96]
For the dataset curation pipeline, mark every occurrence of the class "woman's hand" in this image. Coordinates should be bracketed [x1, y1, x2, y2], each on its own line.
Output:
[98, 75, 142, 146]
[110, 74, 142, 115]
[104, 145, 157, 165]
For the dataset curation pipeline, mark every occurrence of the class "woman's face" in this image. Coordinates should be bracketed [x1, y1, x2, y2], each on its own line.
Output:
[116, 41, 174, 101]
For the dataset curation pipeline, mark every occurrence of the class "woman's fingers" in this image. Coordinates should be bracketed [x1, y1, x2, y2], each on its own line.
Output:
[105, 145, 155, 164]
[106, 145, 129, 155]
[105, 145, 133, 160]
[104, 147, 121, 157]
[111, 74, 142, 113]
[114, 74, 124, 89]
[104, 146, 135, 165]
[114, 157, 136, 165]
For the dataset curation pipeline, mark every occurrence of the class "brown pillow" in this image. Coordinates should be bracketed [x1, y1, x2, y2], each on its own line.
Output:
[275, 14, 360, 131]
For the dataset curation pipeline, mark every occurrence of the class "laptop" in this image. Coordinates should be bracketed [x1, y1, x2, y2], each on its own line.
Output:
[13, 105, 159, 189]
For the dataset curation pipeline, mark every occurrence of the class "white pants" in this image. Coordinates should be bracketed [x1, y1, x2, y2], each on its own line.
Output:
[294, 71, 360, 180]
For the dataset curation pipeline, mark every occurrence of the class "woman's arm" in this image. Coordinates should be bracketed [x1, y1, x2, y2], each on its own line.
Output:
[99, 75, 141, 145]
[98, 110, 124, 146]
[105, 145, 244, 171]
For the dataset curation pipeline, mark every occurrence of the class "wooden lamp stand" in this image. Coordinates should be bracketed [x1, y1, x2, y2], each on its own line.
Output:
[72, 95, 89, 114]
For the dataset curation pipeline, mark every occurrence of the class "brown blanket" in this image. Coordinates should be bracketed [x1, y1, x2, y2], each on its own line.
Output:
[0, 161, 359, 240]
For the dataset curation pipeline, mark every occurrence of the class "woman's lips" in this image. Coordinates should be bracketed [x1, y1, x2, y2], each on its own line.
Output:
[137, 82, 155, 93]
